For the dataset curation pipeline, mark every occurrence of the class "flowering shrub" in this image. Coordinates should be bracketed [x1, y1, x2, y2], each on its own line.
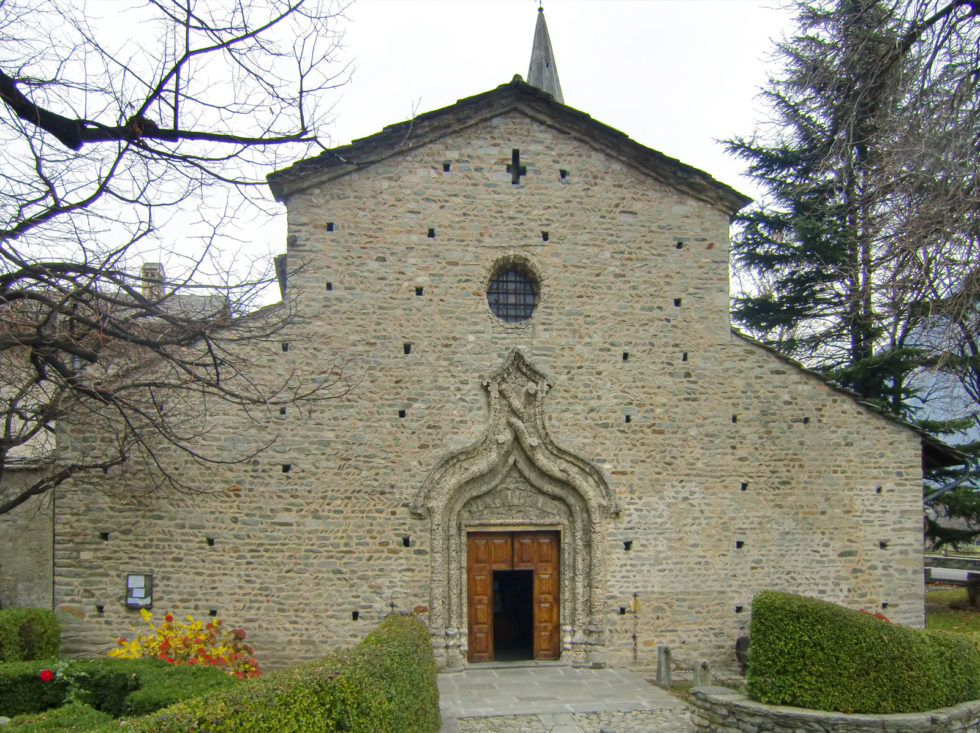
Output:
[109, 609, 260, 679]
[859, 608, 893, 624]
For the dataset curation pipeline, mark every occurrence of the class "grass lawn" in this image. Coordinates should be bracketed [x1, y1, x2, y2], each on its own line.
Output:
[925, 586, 980, 638]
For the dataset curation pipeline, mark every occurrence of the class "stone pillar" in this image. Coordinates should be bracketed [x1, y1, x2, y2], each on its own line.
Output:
[656, 645, 672, 687]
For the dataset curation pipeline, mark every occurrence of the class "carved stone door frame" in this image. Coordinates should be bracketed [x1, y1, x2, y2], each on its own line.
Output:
[411, 350, 618, 667]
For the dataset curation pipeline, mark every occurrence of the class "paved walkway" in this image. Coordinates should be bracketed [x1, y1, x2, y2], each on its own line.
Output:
[437, 663, 693, 732]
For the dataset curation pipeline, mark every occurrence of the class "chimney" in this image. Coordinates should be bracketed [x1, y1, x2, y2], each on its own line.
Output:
[141, 262, 165, 301]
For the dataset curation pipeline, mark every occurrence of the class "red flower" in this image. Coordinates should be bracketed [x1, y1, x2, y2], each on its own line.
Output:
[39, 669, 54, 681]
[164, 613, 174, 623]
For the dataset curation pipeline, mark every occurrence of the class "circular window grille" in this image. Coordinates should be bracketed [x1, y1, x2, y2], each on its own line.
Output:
[487, 264, 539, 322]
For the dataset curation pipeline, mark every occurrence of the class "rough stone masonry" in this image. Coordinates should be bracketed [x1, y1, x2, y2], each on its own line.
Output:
[50, 79, 928, 672]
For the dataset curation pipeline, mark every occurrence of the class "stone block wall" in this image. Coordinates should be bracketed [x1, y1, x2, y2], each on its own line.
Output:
[690, 687, 980, 732]
[52, 110, 925, 671]
[0, 469, 52, 609]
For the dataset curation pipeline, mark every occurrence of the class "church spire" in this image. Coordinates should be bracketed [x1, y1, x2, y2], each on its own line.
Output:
[527, 5, 564, 104]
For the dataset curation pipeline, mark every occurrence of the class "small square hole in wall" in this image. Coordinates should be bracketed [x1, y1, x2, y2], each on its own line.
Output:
[559, 168, 568, 179]
[326, 281, 333, 291]
[325, 222, 334, 232]
[100, 532, 110, 541]
[623, 540, 633, 551]
[352, 610, 360, 621]
[622, 352, 629, 361]
[881, 602, 889, 610]
[740, 482, 748, 491]
[442, 161, 451, 172]
[281, 342, 289, 352]
[682, 352, 688, 362]
[541, 231, 549, 242]
[676, 241, 685, 249]
[209, 609, 218, 617]
[402, 535, 411, 547]
[735, 605, 744, 613]
[673, 298, 682, 307]
[206, 537, 215, 547]
[625, 415, 631, 423]
[427, 228, 435, 238]
[96, 605, 105, 614]
[731, 414, 738, 424]
[403, 343, 412, 355]
[735, 540, 744, 549]
[398, 409, 406, 418]
[281, 464, 291, 473]
[280, 406, 287, 415]
[876, 485, 883, 494]
[803, 416, 810, 424]
[879, 540, 889, 550]
[415, 287, 424, 296]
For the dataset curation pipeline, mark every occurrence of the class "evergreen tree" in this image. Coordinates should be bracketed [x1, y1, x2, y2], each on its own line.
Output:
[729, 0, 980, 546]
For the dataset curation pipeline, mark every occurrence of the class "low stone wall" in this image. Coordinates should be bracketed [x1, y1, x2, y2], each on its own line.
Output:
[927, 554, 980, 571]
[690, 686, 980, 733]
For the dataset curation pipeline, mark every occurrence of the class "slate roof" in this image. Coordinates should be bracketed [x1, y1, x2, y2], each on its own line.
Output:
[267, 76, 751, 215]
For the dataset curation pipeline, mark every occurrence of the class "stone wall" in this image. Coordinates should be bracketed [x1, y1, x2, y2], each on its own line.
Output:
[52, 110, 926, 670]
[926, 555, 980, 571]
[0, 468, 52, 609]
[690, 687, 980, 732]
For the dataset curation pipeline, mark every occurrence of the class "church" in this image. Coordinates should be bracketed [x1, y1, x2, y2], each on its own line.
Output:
[28, 8, 951, 672]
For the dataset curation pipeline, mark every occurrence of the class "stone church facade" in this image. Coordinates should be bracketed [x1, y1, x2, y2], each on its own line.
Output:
[41, 15, 948, 672]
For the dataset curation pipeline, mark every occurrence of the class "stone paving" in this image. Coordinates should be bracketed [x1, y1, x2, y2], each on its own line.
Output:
[438, 664, 694, 732]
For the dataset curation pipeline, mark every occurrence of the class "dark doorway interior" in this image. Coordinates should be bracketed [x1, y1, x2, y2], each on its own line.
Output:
[492, 569, 534, 660]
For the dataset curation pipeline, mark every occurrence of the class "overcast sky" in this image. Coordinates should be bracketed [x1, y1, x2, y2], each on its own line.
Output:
[326, 0, 798, 201]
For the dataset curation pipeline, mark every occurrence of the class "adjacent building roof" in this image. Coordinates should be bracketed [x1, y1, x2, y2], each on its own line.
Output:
[267, 76, 751, 215]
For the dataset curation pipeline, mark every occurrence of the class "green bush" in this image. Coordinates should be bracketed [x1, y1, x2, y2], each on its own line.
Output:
[120, 658, 239, 716]
[0, 657, 237, 720]
[0, 607, 60, 662]
[746, 590, 980, 713]
[114, 613, 441, 732]
[0, 661, 69, 716]
[4, 701, 114, 731]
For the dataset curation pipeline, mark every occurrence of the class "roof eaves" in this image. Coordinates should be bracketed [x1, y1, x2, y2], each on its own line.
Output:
[2, 453, 54, 470]
[267, 77, 751, 214]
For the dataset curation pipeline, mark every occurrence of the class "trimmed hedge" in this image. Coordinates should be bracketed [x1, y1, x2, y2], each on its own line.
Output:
[746, 590, 980, 714]
[0, 607, 60, 662]
[0, 661, 69, 716]
[0, 657, 236, 718]
[114, 613, 440, 732]
[4, 702, 114, 731]
[120, 658, 240, 716]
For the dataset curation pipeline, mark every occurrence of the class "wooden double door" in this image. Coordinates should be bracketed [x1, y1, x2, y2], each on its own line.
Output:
[466, 531, 560, 662]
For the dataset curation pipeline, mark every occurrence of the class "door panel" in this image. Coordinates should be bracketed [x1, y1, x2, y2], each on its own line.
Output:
[489, 534, 513, 569]
[466, 530, 559, 662]
[467, 533, 511, 662]
[530, 533, 560, 659]
[514, 534, 535, 568]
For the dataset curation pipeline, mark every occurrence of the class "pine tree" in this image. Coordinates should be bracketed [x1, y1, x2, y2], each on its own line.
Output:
[729, 0, 980, 546]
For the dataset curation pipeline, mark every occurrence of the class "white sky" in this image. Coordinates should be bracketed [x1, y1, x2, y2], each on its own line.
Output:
[76, 0, 800, 299]
[325, 0, 797, 201]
